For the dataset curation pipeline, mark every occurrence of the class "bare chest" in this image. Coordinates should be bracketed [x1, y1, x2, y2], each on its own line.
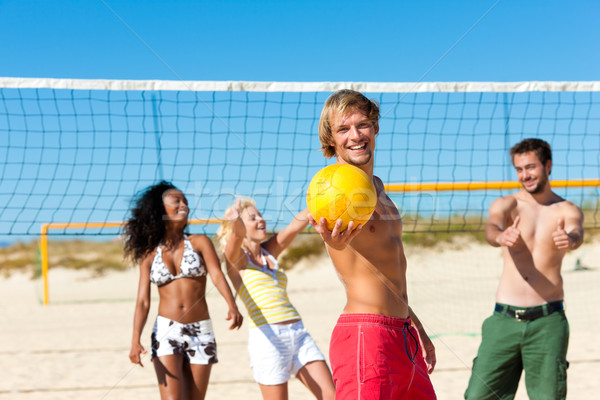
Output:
[515, 202, 560, 247]
[352, 201, 403, 259]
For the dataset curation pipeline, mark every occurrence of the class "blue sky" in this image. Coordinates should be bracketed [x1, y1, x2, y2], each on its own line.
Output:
[1, 1, 599, 240]
[1, 0, 598, 82]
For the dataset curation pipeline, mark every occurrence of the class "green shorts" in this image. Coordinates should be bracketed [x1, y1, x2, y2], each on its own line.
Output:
[464, 303, 569, 400]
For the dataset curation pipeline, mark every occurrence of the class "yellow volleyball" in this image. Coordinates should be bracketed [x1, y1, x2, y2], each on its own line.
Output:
[306, 164, 377, 232]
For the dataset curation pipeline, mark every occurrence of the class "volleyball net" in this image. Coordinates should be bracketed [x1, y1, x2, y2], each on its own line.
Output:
[1, 78, 599, 241]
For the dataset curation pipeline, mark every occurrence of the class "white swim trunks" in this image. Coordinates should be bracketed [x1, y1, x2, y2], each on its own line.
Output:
[248, 320, 325, 385]
[151, 315, 218, 365]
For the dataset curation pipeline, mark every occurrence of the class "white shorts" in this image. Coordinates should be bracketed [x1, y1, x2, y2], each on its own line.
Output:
[248, 320, 325, 385]
[151, 315, 218, 365]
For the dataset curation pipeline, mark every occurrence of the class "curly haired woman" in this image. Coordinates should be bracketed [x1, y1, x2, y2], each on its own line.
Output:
[124, 181, 242, 400]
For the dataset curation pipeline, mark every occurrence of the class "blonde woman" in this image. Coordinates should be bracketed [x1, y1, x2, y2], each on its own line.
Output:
[216, 198, 334, 400]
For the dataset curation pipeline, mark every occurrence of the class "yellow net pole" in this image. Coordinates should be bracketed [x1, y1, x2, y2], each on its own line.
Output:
[384, 179, 600, 192]
[40, 224, 49, 305]
[40, 219, 220, 305]
[188, 219, 221, 225]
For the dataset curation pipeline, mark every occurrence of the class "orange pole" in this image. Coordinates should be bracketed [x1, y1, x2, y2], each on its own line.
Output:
[44, 221, 124, 230]
[384, 179, 600, 193]
[40, 219, 220, 305]
[43, 219, 220, 230]
[40, 224, 49, 305]
[188, 219, 221, 225]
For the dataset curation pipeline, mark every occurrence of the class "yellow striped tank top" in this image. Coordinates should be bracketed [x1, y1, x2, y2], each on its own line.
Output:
[238, 248, 300, 328]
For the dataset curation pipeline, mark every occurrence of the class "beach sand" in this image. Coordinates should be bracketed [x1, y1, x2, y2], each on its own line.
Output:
[1, 239, 599, 399]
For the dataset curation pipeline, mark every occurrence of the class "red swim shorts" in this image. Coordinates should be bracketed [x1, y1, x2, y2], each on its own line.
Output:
[329, 313, 436, 399]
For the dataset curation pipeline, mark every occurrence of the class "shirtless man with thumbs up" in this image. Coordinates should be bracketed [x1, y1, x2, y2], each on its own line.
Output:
[465, 138, 584, 400]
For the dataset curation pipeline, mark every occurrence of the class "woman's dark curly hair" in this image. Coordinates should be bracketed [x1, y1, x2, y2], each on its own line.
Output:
[123, 181, 181, 263]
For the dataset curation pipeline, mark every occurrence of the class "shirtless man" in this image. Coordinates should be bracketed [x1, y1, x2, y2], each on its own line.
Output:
[465, 138, 584, 400]
[309, 89, 437, 399]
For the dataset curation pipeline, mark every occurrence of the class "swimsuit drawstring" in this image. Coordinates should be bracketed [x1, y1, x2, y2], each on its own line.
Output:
[259, 249, 278, 280]
[403, 322, 419, 365]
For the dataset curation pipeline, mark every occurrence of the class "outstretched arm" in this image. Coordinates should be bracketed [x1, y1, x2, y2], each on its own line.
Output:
[263, 208, 310, 258]
[222, 200, 247, 265]
[220, 200, 248, 291]
[129, 253, 152, 367]
[485, 196, 520, 247]
[408, 306, 436, 374]
[194, 235, 243, 330]
[552, 204, 584, 250]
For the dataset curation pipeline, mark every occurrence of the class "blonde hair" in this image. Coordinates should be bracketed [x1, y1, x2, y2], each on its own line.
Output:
[318, 89, 380, 158]
[214, 196, 257, 255]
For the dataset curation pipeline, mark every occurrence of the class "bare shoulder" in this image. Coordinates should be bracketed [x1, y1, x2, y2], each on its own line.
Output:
[490, 193, 518, 211]
[554, 198, 580, 209]
[554, 199, 583, 217]
[139, 248, 156, 269]
[372, 175, 384, 189]
[372, 175, 387, 202]
[188, 234, 214, 250]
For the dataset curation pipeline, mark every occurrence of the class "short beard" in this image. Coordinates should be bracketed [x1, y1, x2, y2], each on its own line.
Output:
[523, 173, 548, 194]
[346, 151, 372, 167]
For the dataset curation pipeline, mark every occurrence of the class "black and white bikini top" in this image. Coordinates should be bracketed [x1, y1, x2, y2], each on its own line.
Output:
[150, 235, 206, 287]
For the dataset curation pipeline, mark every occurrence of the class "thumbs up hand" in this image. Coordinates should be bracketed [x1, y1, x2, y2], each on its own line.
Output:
[497, 216, 521, 247]
[552, 218, 571, 249]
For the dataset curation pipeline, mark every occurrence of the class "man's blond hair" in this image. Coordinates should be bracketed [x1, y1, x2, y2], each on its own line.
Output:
[318, 89, 380, 158]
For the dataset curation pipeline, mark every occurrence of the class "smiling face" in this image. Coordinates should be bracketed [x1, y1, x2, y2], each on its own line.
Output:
[241, 206, 268, 242]
[328, 107, 379, 169]
[162, 189, 189, 224]
[513, 151, 552, 194]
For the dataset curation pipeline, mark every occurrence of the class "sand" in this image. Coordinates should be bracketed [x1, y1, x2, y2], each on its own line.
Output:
[1, 239, 599, 399]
